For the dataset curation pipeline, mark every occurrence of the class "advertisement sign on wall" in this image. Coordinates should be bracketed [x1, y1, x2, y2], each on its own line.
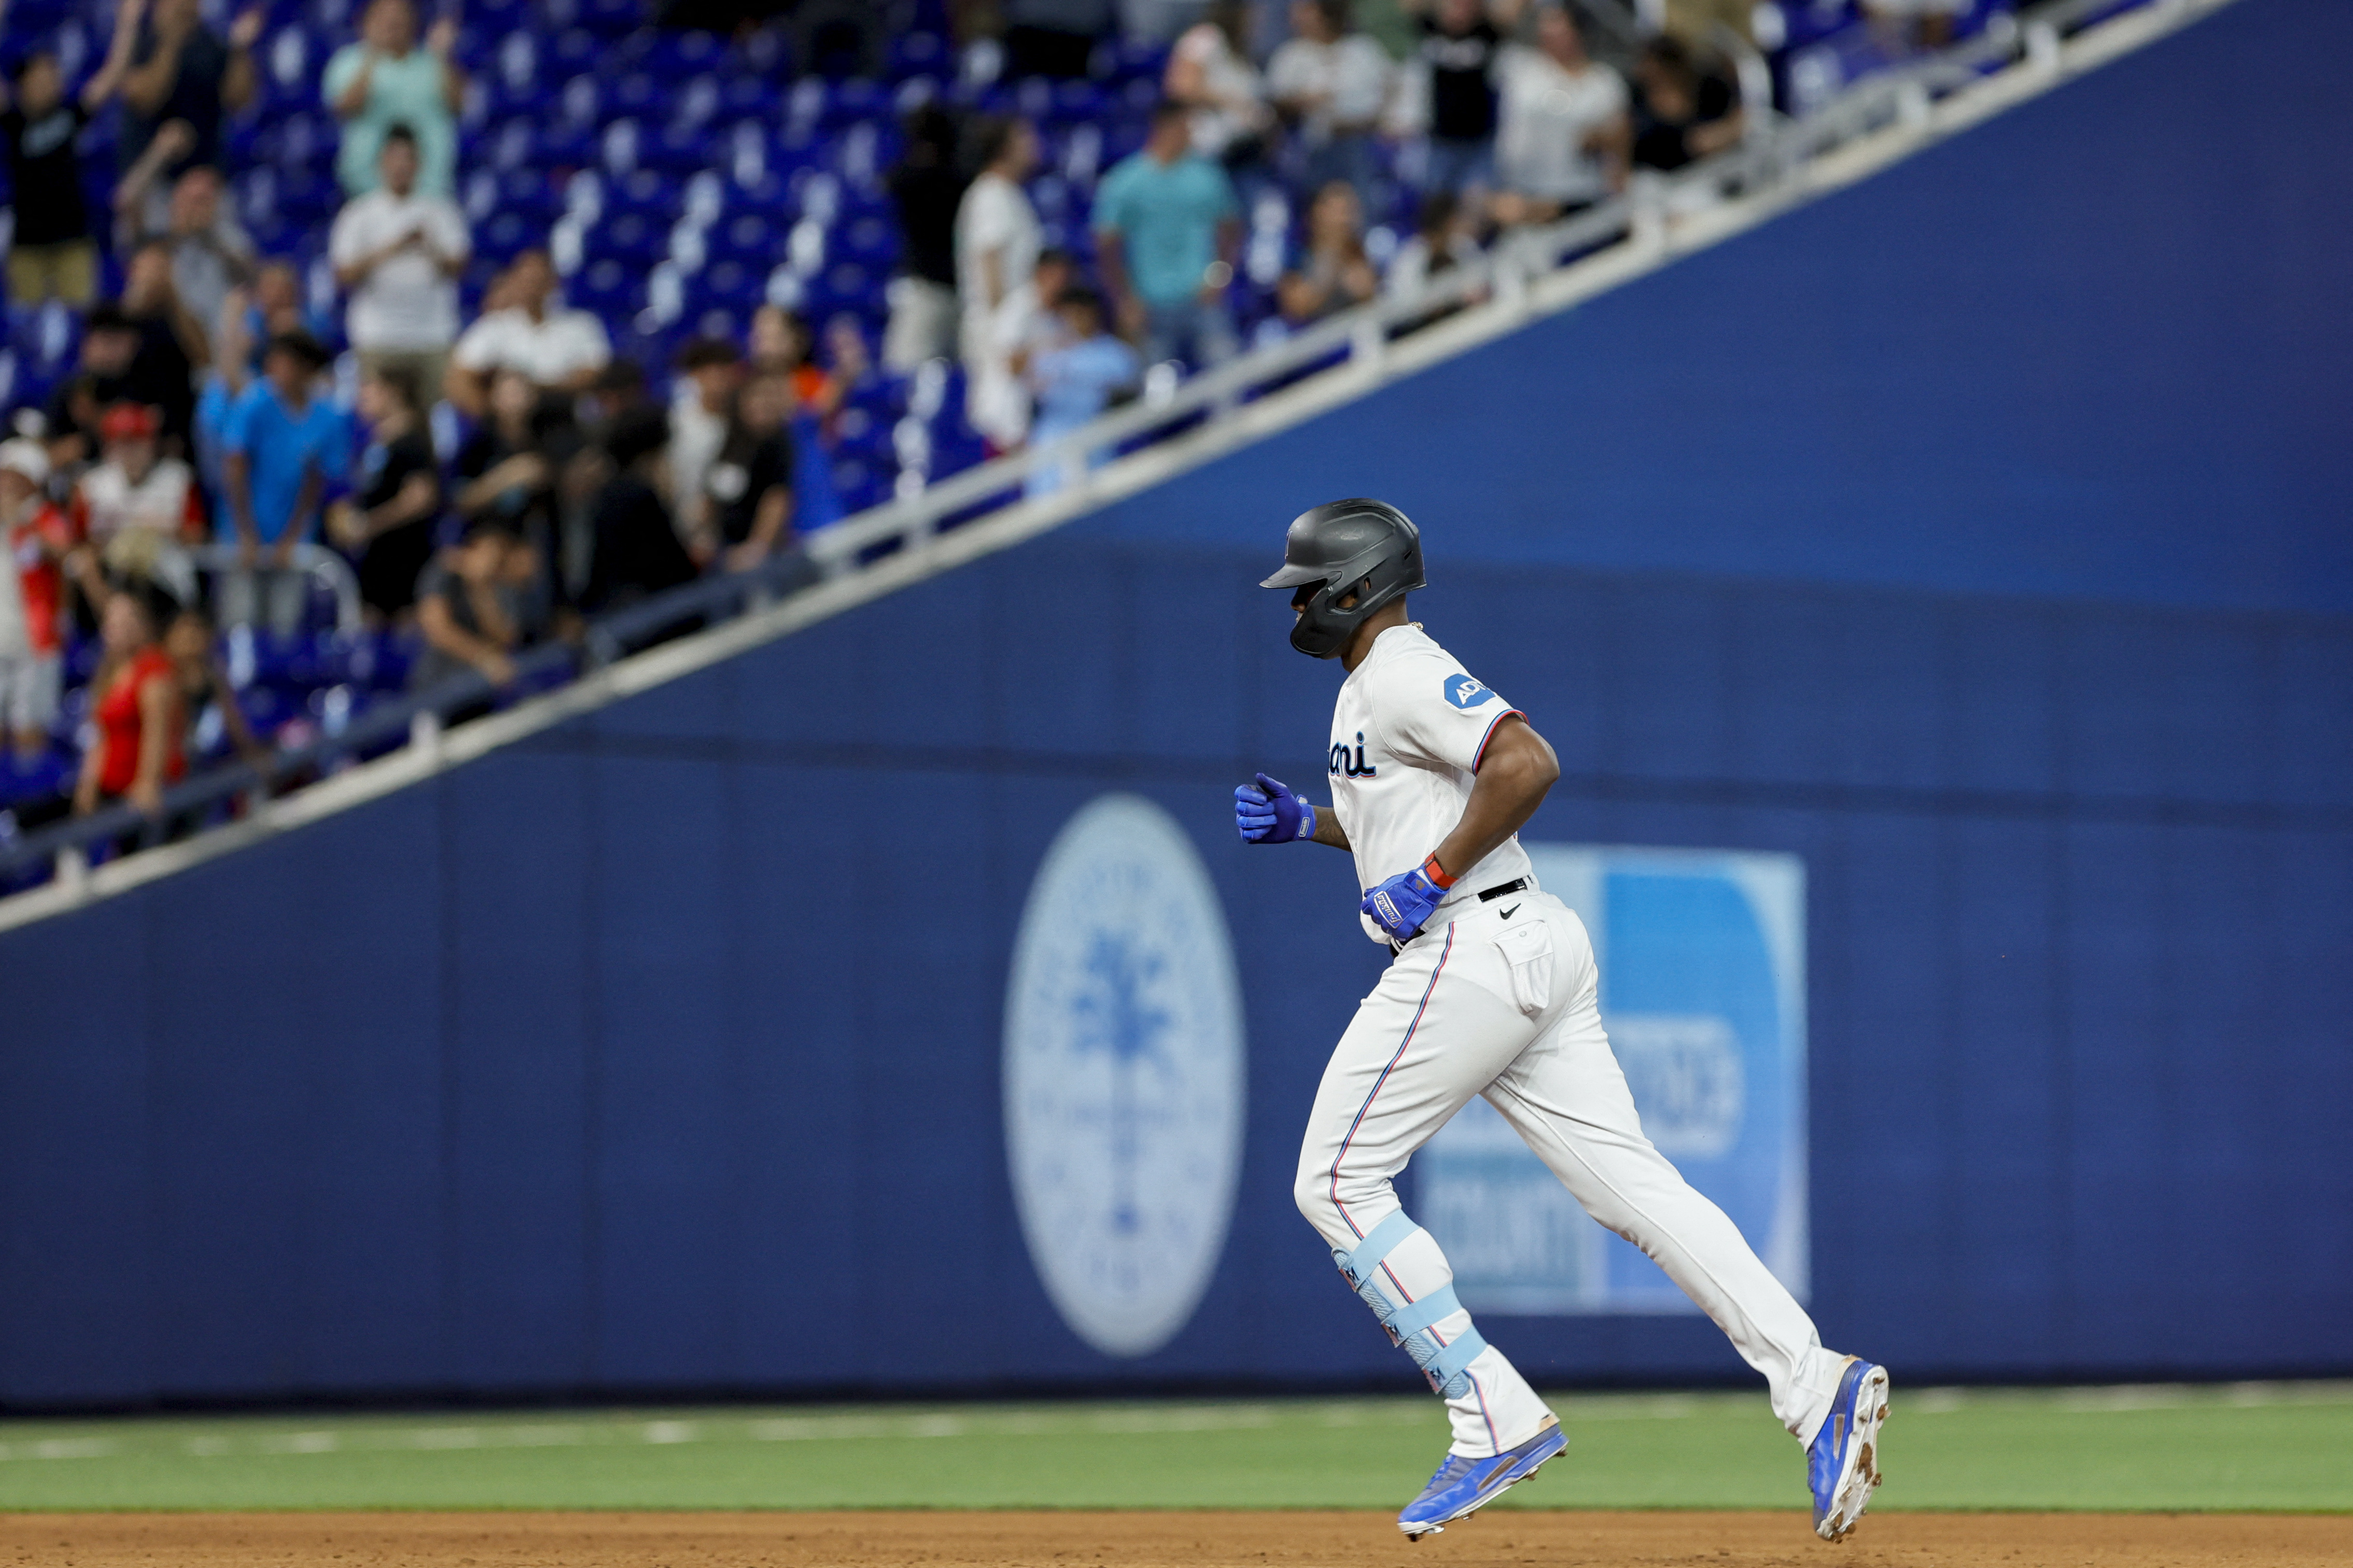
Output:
[1002, 795, 1249, 1357]
[1414, 845, 1809, 1315]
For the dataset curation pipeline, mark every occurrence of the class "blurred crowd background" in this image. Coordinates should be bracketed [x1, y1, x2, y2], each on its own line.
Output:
[2, 0, 2012, 863]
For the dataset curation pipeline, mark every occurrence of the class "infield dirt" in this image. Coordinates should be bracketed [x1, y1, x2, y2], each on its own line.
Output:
[4, 1510, 2346, 1566]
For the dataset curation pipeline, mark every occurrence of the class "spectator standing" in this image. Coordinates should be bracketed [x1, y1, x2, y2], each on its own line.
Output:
[705, 371, 798, 573]
[451, 367, 559, 568]
[665, 336, 742, 559]
[41, 303, 146, 473]
[745, 310, 851, 533]
[956, 117, 1043, 452]
[326, 363, 440, 623]
[72, 589, 185, 823]
[324, 0, 461, 199]
[120, 238, 211, 452]
[411, 517, 547, 694]
[1277, 179, 1379, 326]
[1, 439, 71, 764]
[0, 0, 139, 308]
[1405, 0, 1523, 196]
[1629, 36, 1742, 173]
[1092, 100, 1243, 370]
[115, 151, 257, 348]
[748, 304, 863, 432]
[69, 402, 203, 614]
[1020, 287, 1138, 499]
[1384, 187, 1483, 302]
[117, 0, 259, 180]
[881, 104, 968, 373]
[1267, 0, 1395, 206]
[219, 331, 345, 632]
[580, 408, 697, 615]
[986, 246, 1079, 409]
[164, 603, 269, 771]
[1166, 3, 1271, 164]
[445, 249, 612, 416]
[241, 259, 335, 371]
[1490, 3, 1628, 227]
[329, 123, 470, 397]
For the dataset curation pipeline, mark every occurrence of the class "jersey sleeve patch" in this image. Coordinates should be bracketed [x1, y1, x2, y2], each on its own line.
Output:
[1443, 673, 1498, 710]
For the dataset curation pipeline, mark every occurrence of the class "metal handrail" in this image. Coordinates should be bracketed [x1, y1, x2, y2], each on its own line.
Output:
[0, 0, 2193, 888]
[186, 541, 366, 633]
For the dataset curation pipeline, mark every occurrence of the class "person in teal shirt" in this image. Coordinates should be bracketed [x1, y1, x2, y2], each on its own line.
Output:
[324, 0, 461, 198]
[219, 332, 351, 631]
[1091, 100, 1243, 371]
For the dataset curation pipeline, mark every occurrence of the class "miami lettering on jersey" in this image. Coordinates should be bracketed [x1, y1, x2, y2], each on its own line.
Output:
[1330, 731, 1377, 778]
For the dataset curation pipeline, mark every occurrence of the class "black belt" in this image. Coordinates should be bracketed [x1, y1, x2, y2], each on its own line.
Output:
[1390, 879, 1532, 953]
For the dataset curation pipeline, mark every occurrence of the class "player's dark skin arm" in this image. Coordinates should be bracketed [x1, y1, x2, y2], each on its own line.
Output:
[1298, 590, 1562, 867]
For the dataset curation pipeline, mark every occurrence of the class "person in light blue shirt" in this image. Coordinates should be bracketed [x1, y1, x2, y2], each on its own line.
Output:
[1090, 99, 1242, 372]
[323, 0, 462, 197]
[1023, 288, 1141, 499]
[219, 331, 349, 631]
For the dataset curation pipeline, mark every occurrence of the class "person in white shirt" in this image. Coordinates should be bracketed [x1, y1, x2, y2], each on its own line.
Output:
[444, 248, 611, 417]
[1266, 0, 1395, 206]
[665, 335, 742, 558]
[1165, 2, 1271, 162]
[71, 402, 203, 612]
[955, 117, 1044, 451]
[329, 122, 469, 402]
[972, 246, 1080, 451]
[1491, 3, 1629, 227]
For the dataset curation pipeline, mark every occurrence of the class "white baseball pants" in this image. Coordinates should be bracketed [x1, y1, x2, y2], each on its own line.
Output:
[1293, 891, 1848, 1457]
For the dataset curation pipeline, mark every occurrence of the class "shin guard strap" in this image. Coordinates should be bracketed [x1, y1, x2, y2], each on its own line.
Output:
[1333, 1208, 1419, 1290]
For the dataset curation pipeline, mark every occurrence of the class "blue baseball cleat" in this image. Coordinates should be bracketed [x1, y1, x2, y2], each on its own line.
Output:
[1808, 1357, 1890, 1540]
[1396, 1420, 1566, 1539]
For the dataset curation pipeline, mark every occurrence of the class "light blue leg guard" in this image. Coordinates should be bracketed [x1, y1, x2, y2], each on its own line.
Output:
[1333, 1208, 1490, 1401]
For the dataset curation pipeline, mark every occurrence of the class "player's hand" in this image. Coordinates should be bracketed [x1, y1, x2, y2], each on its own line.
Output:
[1361, 861, 1447, 943]
[1235, 771, 1315, 844]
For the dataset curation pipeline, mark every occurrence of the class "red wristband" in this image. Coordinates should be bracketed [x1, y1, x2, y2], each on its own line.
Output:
[1420, 853, 1457, 891]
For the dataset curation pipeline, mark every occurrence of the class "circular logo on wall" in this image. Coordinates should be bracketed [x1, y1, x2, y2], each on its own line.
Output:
[1003, 794, 1246, 1359]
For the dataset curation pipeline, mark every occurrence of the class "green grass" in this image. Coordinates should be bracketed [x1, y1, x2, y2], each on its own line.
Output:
[1, 1384, 2347, 1513]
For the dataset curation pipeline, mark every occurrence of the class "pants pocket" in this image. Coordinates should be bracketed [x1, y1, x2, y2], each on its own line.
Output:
[1493, 919, 1554, 1017]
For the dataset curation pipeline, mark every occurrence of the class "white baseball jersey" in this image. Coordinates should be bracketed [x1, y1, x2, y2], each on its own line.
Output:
[1327, 624, 1534, 940]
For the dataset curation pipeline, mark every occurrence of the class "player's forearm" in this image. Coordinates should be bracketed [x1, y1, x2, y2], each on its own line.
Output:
[1431, 721, 1556, 881]
[1310, 809, 1350, 851]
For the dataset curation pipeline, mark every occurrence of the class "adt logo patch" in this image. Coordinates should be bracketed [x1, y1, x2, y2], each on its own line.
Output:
[1444, 673, 1495, 710]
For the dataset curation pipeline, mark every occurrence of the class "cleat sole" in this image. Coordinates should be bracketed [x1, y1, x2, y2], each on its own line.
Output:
[1815, 1368, 1890, 1541]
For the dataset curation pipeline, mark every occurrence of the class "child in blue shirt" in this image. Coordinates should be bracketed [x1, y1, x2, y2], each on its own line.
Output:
[1022, 288, 1140, 500]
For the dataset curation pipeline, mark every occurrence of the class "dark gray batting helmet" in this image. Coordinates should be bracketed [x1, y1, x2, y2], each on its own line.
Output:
[1259, 498, 1426, 658]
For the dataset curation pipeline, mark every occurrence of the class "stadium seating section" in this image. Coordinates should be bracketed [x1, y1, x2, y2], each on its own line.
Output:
[0, 0, 2018, 842]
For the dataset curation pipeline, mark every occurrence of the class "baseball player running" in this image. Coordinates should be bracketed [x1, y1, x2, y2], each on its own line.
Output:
[1236, 500, 1887, 1541]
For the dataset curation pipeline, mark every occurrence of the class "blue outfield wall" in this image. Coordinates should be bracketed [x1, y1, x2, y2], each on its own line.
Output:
[3, 0, 2351, 1406]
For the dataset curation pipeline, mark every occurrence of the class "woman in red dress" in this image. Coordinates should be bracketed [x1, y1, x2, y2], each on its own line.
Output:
[73, 590, 186, 824]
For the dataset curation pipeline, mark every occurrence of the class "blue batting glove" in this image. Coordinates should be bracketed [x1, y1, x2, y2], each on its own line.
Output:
[1235, 771, 1316, 844]
[1362, 858, 1450, 943]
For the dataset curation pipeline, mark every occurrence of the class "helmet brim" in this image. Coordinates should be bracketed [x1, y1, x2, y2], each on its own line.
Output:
[1258, 562, 1331, 589]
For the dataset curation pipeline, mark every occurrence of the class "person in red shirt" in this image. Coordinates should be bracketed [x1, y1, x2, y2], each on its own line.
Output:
[73, 588, 185, 822]
[1, 436, 73, 764]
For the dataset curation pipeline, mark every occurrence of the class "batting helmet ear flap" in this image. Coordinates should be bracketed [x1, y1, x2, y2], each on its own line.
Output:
[1264, 500, 1425, 658]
